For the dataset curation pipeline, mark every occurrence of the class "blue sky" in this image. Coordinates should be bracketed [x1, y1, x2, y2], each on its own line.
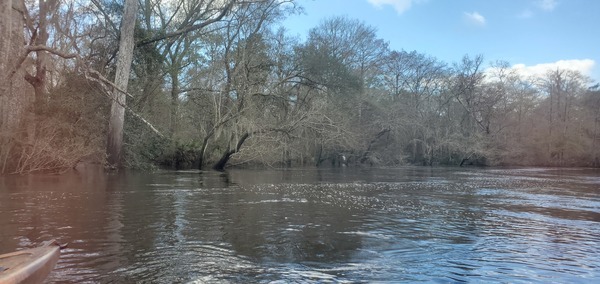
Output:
[282, 0, 599, 82]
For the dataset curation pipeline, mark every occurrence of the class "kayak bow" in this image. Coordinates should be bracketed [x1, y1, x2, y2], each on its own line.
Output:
[0, 240, 61, 284]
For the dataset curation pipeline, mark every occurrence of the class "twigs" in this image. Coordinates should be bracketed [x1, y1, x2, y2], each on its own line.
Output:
[84, 70, 165, 138]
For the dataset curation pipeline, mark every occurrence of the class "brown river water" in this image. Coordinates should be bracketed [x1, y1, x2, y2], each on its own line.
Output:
[1, 167, 599, 283]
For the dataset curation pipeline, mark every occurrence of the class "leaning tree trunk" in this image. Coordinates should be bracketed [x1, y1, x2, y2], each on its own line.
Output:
[106, 0, 138, 168]
[198, 131, 213, 170]
[360, 128, 390, 164]
[213, 133, 250, 171]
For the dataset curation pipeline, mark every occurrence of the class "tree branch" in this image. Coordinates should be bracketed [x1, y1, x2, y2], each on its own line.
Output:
[25, 45, 77, 59]
[90, 0, 119, 34]
[136, 0, 236, 47]
[85, 69, 134, 99]
[84, 70, 165, 138]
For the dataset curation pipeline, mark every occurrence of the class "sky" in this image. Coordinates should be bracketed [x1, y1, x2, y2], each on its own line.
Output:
[282, 0, 600, 82]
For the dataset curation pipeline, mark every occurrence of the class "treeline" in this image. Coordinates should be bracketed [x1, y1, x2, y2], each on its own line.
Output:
[1, 0, 598, 174]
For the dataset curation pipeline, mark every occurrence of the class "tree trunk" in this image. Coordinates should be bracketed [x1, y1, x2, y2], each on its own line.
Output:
[360, 128, 390, 163]
[213, 132, 250, 171]
[169, 70, 179, 138]
[23, 0, 55, 115]
[592, 113, 599, 167]
[315, 144, 325, 166]
[0, 0, 34, 174]
[198, 133, 212, 170]
[106, 0, 138, 168]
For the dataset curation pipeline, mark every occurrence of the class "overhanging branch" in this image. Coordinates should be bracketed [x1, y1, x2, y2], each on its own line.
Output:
[84, 70, 165, 139]
[25, 45, 77, 59]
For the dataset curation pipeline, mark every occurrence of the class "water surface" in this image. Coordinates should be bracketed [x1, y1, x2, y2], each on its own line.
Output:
[1, 167, 599, 283]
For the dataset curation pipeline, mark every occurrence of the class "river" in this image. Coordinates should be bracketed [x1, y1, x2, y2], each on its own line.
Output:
[1, 167, 599, 283]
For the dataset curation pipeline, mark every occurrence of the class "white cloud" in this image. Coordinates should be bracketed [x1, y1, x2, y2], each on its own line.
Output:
[517, 0, 557, 19]
[517, 10, 534, 19]
[537, 0, 558, 11]
[486, 59, 596, 80]
[464, 11, 486, 26]
[367, 0, 415, 15]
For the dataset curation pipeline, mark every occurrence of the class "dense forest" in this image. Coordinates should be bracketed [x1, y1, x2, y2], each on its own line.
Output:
[1, 0, 599, 174]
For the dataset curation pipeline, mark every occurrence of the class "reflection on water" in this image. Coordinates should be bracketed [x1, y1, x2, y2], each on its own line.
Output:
[1, 167, 599, 283]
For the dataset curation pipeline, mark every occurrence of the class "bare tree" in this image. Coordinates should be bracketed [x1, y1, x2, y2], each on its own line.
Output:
[382, 50, 447, 164]
[536, 69, 589, 165]
[106, 0, 139, 167]
[582, 86, 600, 166]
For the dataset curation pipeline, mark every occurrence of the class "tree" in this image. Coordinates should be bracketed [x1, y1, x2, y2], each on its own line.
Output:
[535, 69, 589, 165]
[0, 0, 33, 173]
[581, 86, 600, 166]
[5, 6, 600, 173]
[492, 72, 539, 165]
[306, 16, 388, 120]
[382, 50, 448, 164]
[302, 16, 391, 165]
[106, 0, 243, 168]
[106, 0, 139, 167]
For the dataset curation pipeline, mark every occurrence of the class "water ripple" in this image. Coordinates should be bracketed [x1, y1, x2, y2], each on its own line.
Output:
[1, 167, 599, 283]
